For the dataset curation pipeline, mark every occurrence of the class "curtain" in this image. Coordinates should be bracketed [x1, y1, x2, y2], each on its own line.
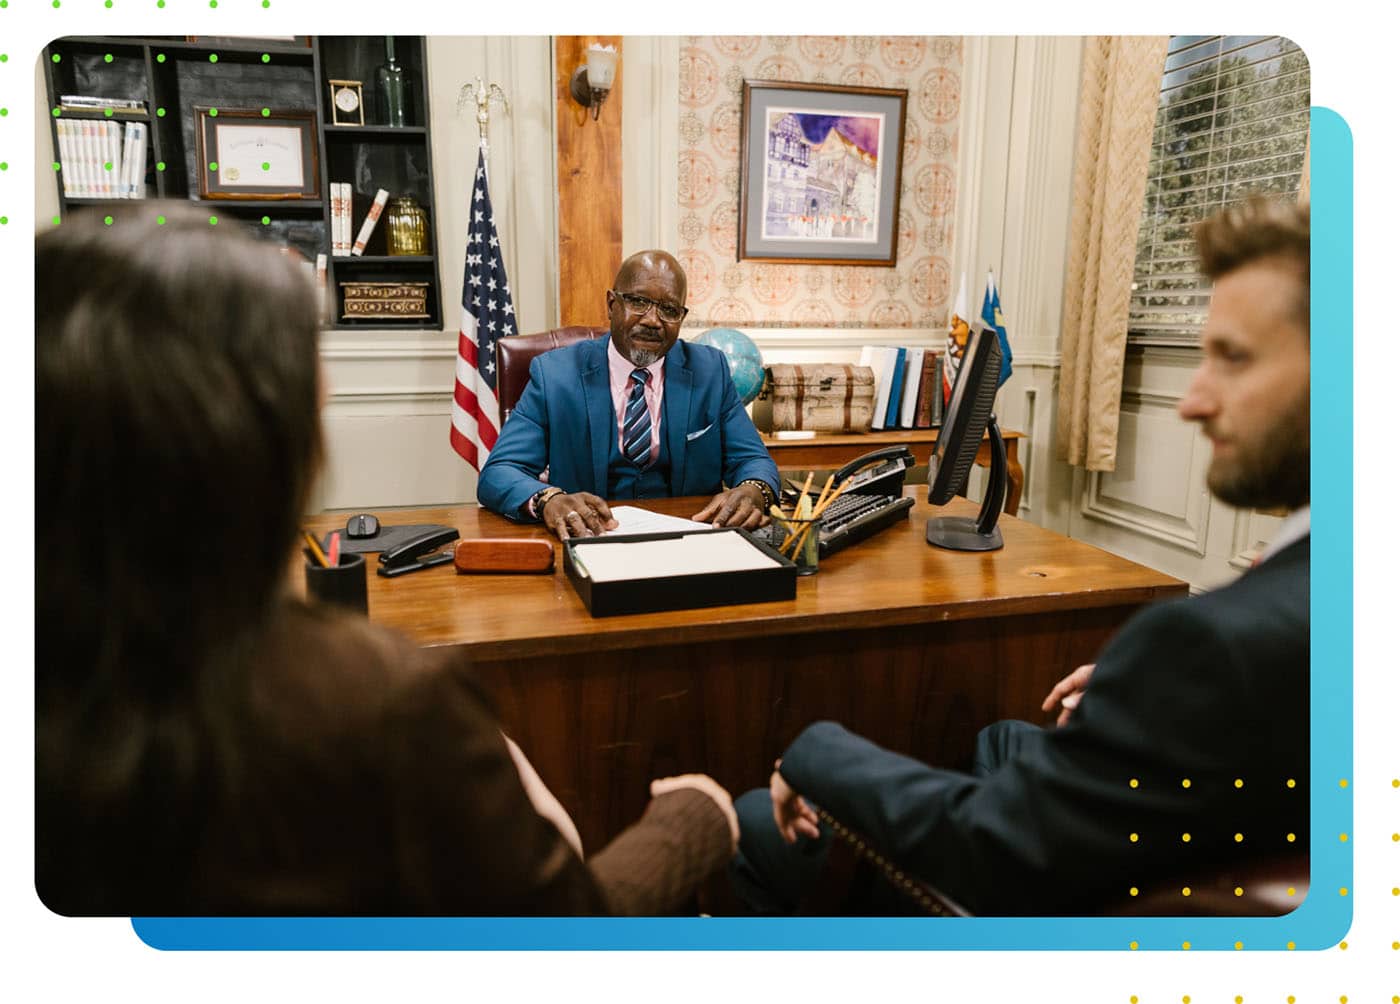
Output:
[1055, 36, 1170, 472]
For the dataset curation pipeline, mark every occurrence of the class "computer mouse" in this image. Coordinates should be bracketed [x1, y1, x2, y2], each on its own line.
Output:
[346, 513, 380, 539]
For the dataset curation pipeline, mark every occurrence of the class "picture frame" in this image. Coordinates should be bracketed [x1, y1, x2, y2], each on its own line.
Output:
[738, 80, 908, 267]
[328, 79, 365, 127]
[195, 108, 321, 201]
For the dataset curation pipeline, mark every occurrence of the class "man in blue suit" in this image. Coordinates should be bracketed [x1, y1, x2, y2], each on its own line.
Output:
[477, 250, 780, 540]
[732, 197, 1312, 915]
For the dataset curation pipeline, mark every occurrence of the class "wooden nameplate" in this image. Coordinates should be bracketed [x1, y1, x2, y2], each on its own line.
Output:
[454, 538, 555, 574]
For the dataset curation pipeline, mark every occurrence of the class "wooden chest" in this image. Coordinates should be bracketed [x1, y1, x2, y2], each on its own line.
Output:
[754, 364, 877, 434]
[339, 281, 430, 319]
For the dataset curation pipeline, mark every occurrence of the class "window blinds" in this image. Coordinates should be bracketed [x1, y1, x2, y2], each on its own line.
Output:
[1128, 36, 1310, 342]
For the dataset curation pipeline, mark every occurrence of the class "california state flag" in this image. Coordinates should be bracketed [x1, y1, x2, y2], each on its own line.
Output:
[942, 271, 970, 406]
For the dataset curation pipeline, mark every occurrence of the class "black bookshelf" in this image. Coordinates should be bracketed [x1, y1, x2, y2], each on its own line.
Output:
[43, 35, 444, 332]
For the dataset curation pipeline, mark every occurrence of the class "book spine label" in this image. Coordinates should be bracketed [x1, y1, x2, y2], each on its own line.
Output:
[351, 188, 390, 256]
[332, 184, 347, 256]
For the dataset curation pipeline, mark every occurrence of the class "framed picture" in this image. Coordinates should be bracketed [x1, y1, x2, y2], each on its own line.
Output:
[196, 108, 320, 201]
[739, 80, 908, 267]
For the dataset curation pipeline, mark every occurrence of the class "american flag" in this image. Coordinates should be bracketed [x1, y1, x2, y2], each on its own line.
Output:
[451, 148, 517, 470]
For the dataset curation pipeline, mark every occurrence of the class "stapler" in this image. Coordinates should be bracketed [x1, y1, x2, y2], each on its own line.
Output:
[377, 527, 460, 577]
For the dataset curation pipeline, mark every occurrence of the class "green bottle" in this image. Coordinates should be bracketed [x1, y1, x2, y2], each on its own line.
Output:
[375, 36, 408, 126]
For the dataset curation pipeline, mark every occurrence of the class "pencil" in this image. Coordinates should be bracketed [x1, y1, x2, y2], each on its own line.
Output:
[789, 477, 854, 559]
[304, 530, 330, 568]
[327, 530, 341, 567]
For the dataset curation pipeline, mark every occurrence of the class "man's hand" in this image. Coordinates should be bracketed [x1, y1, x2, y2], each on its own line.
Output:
[650, 774, 739, 853]
[540, 491, 618, 540]
[769, 760, 821, 845]
[1041, 663, 1096, 726]
[690, 483, 769, 529]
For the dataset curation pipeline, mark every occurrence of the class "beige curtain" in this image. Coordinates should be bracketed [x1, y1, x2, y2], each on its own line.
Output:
[1056, 36, 1170, 472]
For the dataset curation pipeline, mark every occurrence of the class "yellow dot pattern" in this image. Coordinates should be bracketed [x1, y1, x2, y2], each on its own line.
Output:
[1234, 778, 1244, 788]
[1182, 778, 1192, 789]
[1181, 940, 1191, 950]
[1287, 778, 1296, 788]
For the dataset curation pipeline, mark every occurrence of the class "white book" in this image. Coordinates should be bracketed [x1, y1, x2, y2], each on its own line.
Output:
[900, 347, 924, 428]
[105, 122, 121, 197]
[869, 346, 898, 431]
[119, 123, 137, 198]
[130, 122, 148, 199]
[351, 188, 390, 256]
[79, 122, 98, 198]
[332, 183, 349, 256]
[56, 121, 74, 198]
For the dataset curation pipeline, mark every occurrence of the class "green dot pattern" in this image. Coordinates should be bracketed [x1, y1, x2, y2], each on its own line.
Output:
[261, 54, 270, 64]
[104, 54, 114, 64]
[261, 108, 271, 117]
[104, 162, 113, 172]
[156, 216, 166, 225]
[261, 216, 271, 225]
[52, 54, 62, 64]
[104, 216, 114, 225]
[157, 108, 166, 117]
[262, 162, 270, 171]
[157, 54, 165, 64]
[209, 216, 218, 225]
[51, 108, 61, 118]
[209, 54, 219, 64]
[0, 162, 8, 171]
[156, 161, 165, 171]
[209, 162, 218, 172]
[104, 108, 114, 117]
[0, 217, 7, 226]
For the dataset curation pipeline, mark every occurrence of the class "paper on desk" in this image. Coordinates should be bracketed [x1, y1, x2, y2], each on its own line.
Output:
[572, 531, 781, 582]
[605, 505, 709, 536]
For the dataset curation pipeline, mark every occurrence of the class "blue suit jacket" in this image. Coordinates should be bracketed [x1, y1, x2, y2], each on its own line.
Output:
[477, 336, 779, 520]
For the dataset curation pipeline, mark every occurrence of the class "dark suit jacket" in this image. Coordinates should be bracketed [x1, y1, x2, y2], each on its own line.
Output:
[477, 336, 779, 518]
[37, 601, 730, 916]
[779, 536, 1310, 915]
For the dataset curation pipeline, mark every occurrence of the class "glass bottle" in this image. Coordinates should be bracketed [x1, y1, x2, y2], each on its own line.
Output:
[375, 36, 408, 127]
[384, 195, 429, 256]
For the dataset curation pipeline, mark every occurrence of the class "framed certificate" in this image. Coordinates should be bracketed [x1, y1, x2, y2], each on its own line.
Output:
[196, 108, 320, 200]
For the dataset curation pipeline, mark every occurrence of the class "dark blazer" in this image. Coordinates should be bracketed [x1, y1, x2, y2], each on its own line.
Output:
[37, 601, 731, 916]
[477, 335, 780, 518]
[779, 536, 1310, 915]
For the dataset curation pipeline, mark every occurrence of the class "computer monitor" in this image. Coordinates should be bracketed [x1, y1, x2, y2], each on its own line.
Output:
[926, 320, 1007, 551]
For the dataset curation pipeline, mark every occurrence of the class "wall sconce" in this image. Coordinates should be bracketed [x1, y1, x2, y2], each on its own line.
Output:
[569, 43, 618, 121]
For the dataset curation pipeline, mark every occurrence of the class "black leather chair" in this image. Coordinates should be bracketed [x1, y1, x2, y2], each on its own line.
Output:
[495, 325, 606, 428]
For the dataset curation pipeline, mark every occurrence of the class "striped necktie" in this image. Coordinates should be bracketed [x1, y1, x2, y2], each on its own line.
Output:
[622, 368, 653, 468]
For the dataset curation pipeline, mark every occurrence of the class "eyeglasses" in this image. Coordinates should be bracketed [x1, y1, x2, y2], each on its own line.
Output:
[611, 290, 688, 324]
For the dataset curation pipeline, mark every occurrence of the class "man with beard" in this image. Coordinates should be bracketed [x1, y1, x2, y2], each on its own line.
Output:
[477, 250, 780, 540]
[731, 197, 1311, 915]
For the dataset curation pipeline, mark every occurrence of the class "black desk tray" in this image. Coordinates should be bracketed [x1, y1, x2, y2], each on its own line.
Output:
[563, 526, 797, 617]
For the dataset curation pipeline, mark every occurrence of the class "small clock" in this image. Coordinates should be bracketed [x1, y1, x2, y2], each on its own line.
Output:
[328, 79, 364, 126]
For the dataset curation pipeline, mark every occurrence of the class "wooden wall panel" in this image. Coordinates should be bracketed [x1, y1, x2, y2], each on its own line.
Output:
[554, 36, 623, 327]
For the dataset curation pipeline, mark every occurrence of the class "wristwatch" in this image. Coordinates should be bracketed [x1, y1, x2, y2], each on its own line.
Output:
[737, 478, 777, 512]
[526, 486, 565, 519]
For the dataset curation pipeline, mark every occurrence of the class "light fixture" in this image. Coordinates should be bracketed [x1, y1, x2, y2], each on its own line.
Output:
[569, 43, 617, 121]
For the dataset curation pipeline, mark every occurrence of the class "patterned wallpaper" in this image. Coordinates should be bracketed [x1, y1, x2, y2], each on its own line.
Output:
[676, 36, 963, 330]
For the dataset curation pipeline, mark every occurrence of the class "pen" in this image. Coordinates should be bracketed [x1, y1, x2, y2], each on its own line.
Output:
[327, 531, 341, 567]
[304, 530, 330, 568]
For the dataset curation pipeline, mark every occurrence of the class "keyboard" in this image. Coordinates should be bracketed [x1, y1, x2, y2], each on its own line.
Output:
[763, 492, 915, 558]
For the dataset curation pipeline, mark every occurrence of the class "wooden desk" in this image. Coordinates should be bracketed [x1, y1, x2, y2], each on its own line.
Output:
[305, 491, 1184, 853]
[761, 428, 1026, 514]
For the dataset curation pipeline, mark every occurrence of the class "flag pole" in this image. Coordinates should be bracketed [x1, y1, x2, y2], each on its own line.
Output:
[458, 77, 510, 178]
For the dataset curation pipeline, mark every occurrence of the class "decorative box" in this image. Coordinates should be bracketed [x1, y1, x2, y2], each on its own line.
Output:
[752, 364, 877, 434]
[339, 281, 430, 319]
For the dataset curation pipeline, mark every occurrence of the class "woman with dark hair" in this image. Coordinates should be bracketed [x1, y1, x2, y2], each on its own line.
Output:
[36, 205, 736, 916]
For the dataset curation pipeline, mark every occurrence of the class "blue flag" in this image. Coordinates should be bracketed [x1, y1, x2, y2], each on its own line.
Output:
[981, 271, 1013, 387]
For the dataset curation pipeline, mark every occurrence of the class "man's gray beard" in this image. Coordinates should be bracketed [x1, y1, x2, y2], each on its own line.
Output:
[628, 348, 661, 367]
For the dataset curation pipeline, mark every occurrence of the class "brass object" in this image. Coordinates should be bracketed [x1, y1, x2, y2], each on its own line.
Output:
[340, 281, 430, 319]
[384, 195, 429, 256]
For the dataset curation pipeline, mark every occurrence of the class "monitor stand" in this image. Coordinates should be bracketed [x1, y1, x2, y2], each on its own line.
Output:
[926, 416, 1007, 552]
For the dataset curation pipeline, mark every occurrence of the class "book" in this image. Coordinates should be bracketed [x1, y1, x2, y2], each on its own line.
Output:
[128, 122, 148, 198]
[883, 347, 907, 430]
[331, 183, 349, 255]
[56, 121, 74, 197]
[60, 94, 147, 114]
[351, 188, 390, 256]
[914, 350, 940, 427]
[899, 347, 924, 428]
[868, 346, 896, 431]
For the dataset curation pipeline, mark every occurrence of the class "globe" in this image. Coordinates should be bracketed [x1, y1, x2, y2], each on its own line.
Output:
[693, 327, 765, 405]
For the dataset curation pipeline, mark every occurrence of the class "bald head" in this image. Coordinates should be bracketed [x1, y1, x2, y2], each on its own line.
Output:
[614, 250, 687, 303]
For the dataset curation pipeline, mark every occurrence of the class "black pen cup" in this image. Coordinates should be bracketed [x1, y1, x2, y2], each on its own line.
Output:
[304, 550, 369, 614]
[770, 515, 822, 576]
